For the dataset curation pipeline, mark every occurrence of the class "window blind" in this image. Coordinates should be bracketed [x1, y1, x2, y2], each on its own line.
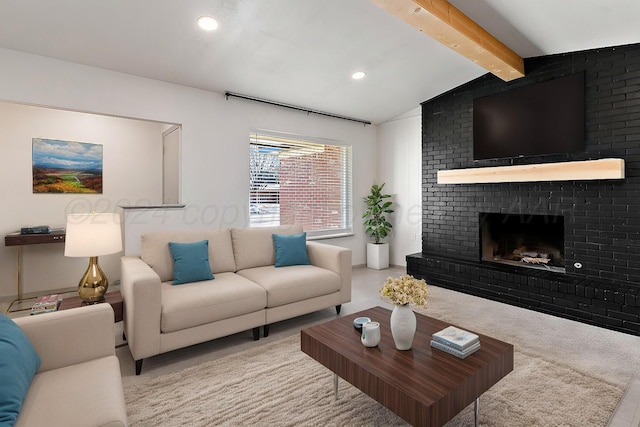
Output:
[250, 132, 352, 237]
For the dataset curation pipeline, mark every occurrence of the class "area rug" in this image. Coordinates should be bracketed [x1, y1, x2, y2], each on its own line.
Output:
[124, 333, 623, 426]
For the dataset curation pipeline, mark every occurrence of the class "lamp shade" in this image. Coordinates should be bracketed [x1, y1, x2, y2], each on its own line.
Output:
[64, 213, 123, 257]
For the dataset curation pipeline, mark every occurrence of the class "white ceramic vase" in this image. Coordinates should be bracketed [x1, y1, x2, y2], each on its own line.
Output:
[390, 304, 416, 350]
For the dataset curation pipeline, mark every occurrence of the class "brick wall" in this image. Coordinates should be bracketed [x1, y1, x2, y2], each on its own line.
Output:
[279, 146, 345, 231]
[407, 43, 640, 335]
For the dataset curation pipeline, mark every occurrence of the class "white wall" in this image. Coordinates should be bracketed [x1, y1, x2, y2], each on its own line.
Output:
[0, 100, 167, 298]
[377, 107, 422, 267]
[0, 47, 376, 300]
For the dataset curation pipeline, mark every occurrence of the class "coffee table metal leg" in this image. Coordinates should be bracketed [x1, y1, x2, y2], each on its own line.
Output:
[334, 374, 339, 400]
[474, 398, 479, 427]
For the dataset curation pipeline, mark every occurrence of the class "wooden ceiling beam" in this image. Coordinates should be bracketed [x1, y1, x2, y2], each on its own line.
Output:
[370, 0, 524, 81]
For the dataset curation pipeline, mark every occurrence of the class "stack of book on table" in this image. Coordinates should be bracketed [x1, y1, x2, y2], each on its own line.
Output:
[31, 294, 60, 315]
[430, 325, 481, 359]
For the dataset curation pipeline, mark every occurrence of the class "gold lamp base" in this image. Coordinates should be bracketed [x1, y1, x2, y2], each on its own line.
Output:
[78, 256, 108, 303]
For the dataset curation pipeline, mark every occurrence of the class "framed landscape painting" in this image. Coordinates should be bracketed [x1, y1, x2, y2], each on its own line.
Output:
[32, 138, 103, 193]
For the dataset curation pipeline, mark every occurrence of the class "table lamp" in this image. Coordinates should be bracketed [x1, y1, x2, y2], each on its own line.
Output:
[64, 212, 123, 303]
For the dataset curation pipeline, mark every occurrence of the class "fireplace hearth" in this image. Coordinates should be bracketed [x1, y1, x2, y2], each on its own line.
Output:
[480, 213, 565, 273]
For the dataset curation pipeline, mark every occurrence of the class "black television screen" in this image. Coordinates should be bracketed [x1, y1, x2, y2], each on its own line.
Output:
[473, 72, 585, 160]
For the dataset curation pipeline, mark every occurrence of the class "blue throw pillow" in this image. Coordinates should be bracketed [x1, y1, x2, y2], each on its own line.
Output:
[0, 314, 41, 425]
[273, 232, 310, 267]
[169, 240, 214, 285]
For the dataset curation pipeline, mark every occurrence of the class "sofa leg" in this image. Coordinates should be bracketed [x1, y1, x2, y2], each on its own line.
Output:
[336, 304, 342, 315]
[264, 324, 270, 337]
[252, 327, 260, 341]
[135, 359, 143, 376]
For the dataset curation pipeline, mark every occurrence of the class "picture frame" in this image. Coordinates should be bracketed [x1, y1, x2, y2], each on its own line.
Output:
[32, 138, 103, 194]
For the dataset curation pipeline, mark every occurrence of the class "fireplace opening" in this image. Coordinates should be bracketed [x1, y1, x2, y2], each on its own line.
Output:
[480, 213, 565, 273]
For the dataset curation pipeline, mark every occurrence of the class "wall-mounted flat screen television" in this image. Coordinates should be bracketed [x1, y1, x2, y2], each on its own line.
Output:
[473, 72, 585, 160]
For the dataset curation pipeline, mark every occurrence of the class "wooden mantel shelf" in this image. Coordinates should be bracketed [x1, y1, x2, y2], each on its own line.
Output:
[437, 158, 625, 184]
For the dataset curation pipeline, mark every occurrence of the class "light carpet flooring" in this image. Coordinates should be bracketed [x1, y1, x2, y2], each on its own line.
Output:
[116, 266, 640, 425]
[124, 333, 622, 426]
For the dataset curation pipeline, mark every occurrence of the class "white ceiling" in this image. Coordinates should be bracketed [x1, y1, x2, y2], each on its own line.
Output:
[0, 0, 639, 124]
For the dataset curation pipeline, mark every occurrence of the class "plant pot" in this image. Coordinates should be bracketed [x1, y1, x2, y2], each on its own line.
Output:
[367, 242, 389, 270]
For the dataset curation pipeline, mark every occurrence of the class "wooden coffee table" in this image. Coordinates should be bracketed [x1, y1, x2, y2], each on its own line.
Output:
[301, 306, 514, 426]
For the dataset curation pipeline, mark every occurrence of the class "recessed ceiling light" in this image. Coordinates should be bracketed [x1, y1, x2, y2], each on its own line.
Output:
[352, 71, 366, 80]
[197, 16, 219, 31]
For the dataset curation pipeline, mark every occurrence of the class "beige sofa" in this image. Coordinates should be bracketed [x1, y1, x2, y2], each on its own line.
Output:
[13, 304, 128, 427]
[121, 224, 351, 375]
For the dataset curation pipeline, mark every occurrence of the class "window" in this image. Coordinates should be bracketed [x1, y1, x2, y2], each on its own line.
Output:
[250, 131, 352, 237]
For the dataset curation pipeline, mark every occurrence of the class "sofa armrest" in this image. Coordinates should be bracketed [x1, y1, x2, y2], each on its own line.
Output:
[121, 256, 162, 361]
[14, 304, 115, 373]
[306, 241, 352, 303]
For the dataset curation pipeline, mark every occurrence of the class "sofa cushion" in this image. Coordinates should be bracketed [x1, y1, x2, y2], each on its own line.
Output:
[160, 272, 267, 333]
[0, 314, 41, 426]
[169, 240, 214, 285]
[142, 229, 236, 282]
[15, 356, 127, 427]
[237, 265, 341, 307]
[273, 233, 310, 267]
[232, 224, 303, 270]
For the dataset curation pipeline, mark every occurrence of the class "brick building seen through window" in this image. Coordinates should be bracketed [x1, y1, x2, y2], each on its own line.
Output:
[249, 132, 352, 237]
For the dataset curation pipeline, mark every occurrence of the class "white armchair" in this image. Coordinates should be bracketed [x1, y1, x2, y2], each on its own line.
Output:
[13, 304, 128, 427]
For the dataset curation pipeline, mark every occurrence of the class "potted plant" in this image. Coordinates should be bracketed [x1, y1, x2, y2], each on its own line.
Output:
[380, 275, 428, 349]
[362, 183, 394, 269]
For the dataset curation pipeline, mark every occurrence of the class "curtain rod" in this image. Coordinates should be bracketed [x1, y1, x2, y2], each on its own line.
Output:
[224, 91, 372, 126]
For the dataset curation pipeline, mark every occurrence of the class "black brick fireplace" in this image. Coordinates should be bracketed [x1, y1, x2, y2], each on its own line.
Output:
[407, 43, 640, 336]
[480, 213, 565, 273]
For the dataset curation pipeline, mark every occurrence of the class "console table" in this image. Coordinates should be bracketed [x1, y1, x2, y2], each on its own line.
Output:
[4, 230, 66, 313]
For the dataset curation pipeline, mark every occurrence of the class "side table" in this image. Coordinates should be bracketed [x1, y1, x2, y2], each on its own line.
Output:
[58, 291, 123, 323]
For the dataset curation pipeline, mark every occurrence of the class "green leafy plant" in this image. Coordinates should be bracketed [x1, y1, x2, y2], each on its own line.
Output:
[362, 183, 394, 244]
